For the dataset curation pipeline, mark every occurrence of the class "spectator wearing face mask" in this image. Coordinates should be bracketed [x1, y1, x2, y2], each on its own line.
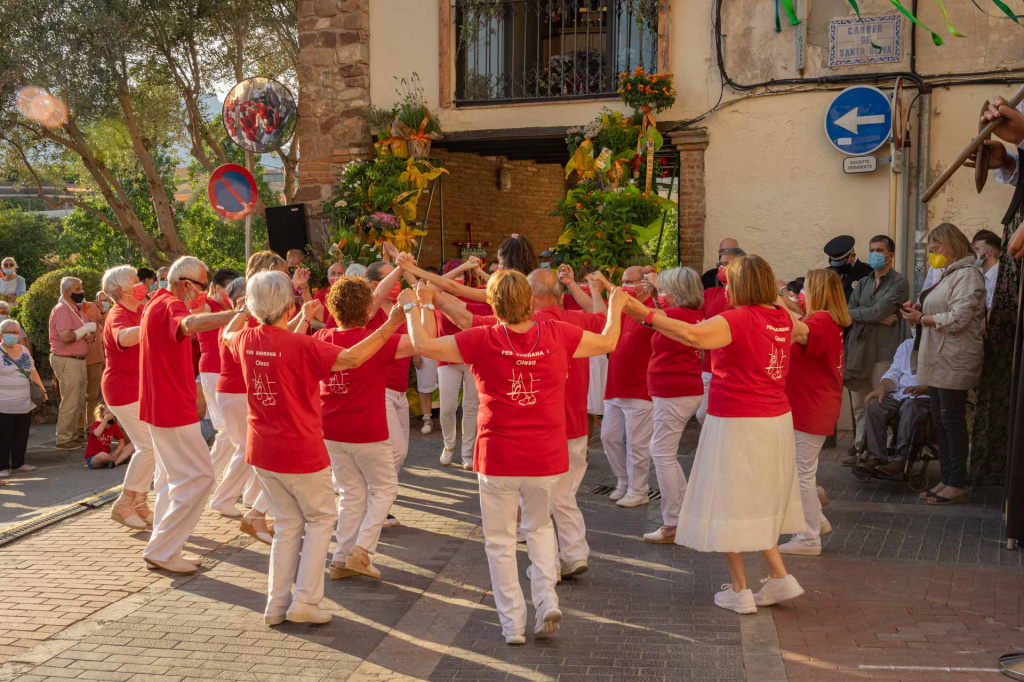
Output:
[841, 235, 909, 466]
[1, 318, 45, 479]
[79, 292, 109, 435]
[0, 302, 28, 351]
[972, 229, 1002, 311]
[0, 258, 26, 308]
[823, 235, 873, 301]
[700, 238, 740, 290]
[49, 277, 97, 450]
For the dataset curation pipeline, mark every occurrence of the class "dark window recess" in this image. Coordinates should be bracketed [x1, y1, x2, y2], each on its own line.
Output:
[454, 0, 659, 106]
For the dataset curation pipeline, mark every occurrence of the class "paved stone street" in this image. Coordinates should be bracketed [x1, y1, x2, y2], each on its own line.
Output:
[1, 420, 1022, 681]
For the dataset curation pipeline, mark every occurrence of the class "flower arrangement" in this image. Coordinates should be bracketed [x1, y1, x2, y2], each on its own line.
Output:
[617, 67, 676, 114]
[372, 73, 444, 159]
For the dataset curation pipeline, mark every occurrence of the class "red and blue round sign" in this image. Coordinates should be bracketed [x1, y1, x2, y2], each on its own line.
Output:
[208, 164, 257, 220]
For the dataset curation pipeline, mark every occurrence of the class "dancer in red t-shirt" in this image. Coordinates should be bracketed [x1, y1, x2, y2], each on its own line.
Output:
[401, 270, 625, 645]
[632, 268, 706, 546]
[100, 265, 155, 530]
[780, 269, 850, 557]
[624, 255, 805, 616]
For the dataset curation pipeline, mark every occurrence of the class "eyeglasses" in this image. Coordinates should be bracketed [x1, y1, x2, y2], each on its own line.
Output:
[179, 277, 207, 288]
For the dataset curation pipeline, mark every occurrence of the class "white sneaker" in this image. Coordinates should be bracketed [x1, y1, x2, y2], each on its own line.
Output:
[643, 527, 676, 544]
[616, 491, 650, 508]
[264, 610, 287, 626]
[534, 605, 562, 635]
[286, 602, 332, 624]
[0, 470, 9, 479]
[779, 537, 822, 556]
[212, 504, 242, 518]
[461, 462, 473, 471]
[421, 419, 433, 435]
[819, 517, 832, 535]
[561, 559, 588, 577]
[439, 447, 454, 467]
[608, 484, 628, 502]
[714, 585, 756, 614]
[526, 565, 561, 583]
[503, 632, 526, 645]
[753, 574, 804, 607]
[382, 515, 400, 528]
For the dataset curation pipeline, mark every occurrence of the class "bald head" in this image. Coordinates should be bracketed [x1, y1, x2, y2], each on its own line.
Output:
[719, 237, 738, 251]
[621, 266, 651, 303]
[527, 268, 561, 305]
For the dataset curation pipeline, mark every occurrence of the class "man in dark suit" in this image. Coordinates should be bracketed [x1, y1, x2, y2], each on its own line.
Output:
[701, 237, 739, 290]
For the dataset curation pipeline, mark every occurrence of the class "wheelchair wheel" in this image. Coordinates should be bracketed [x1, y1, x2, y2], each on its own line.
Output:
[852, 467, 872, 483]
[908, 472, 929, 492]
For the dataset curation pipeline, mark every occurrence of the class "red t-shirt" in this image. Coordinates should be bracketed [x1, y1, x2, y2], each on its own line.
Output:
[230, 325, 339, 473]
[217, 317, 258, 393]
[474, 307, 606, 440]
[139, 289, 197, 427]
[315, 287, 339, 330]
[786, 312, 844, 435]
[701, 287, 733, 373]
[437, 298, 492, 367]
[648, 307, 705, 398]
[101, 304, 142, 407]
[85, 421, 123, 458]
[316, 327, 401, 443]
[366, 307, 412, 392]
[196, 299, 227, 374]
[604, 298, 656, 401]
[454, 320, 583, 476]
[707, 306, 793, 419]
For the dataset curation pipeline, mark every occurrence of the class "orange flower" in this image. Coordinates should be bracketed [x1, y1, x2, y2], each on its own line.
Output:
[626, 84, 631, 89]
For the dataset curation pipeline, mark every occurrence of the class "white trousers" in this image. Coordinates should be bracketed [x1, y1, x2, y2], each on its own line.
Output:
[478, 473, 559, 637]
[550, 437, 590, 565]
[587, 355, 608, 416]
[696, 372, 712, 425]
[385, 388, 411, 473]
[793, 430, 828, 544]
[326, 439, 398, 559]
[255, 467, 335, 613]
[200, 373, 233, 477]
[144, 423, 215, 563]
[650, 395, 702, 527]
[438, 363, 479, 465]
[108, 401, 155, 494]
[209, 393, 268, 513]
[601, 397, 654, 495]
[415, 356, 438, 393]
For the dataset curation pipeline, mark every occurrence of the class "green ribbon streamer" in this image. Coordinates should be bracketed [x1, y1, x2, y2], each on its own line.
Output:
[988, 0, 1023, 23]
[845, 0, 884, 52]
[933, 0, 966, 36]
[780, 0, 800, 27]
[886, 0, 944, 46]
[969, 0, 1023, 21]
[775, 0, 781, 32]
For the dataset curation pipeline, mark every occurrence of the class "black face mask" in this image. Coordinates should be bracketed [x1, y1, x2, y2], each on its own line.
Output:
[70, 292, 85, 304]
[829, 261, 852, 275]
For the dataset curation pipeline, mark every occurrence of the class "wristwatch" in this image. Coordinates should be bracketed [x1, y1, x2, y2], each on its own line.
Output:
[641, 310, 656, 328]
[420, 303, 436, 311]
[403, 302, 420, 313]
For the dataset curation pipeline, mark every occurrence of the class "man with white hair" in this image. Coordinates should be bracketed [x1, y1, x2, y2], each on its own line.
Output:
[49, 277, 97, 450]
[140, 256, 237, 574]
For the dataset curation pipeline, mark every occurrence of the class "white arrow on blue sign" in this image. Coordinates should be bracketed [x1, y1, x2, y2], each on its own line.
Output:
[823, 85, 892, 156]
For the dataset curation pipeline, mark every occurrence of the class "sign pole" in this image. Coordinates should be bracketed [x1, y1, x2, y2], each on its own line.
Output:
[244, 150, 254, 263]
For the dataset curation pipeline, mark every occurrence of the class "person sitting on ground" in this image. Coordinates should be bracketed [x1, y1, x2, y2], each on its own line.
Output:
[860, 336, 931, 477]
[85, 404, 133, 469]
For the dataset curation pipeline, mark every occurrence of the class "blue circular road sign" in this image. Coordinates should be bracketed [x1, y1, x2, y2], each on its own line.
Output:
[208, 164, 257, 220]
[824, 86, 892, 156]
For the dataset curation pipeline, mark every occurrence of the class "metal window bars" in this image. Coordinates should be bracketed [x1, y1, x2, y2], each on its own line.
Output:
[454, 0, 659, 105]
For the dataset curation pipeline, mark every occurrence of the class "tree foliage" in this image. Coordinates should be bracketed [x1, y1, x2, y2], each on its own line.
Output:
[0, 207, 60, 285]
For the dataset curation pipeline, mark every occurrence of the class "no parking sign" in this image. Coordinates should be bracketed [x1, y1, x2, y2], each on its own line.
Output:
[208, 164, 257, 220]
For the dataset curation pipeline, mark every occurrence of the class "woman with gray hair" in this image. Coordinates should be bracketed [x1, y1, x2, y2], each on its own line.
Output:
[100, 265, 157, 529]
[637, 268, 706, 545]
[0, 318, 46, 478]
[222, 270, 404, 626]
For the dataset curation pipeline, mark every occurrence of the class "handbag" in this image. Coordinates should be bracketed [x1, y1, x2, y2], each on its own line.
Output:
[0, 345, 45, 407]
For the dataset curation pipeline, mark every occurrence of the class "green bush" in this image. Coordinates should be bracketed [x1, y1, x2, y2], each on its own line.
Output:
[0, 207, 61, 285]
[16, 266, 103, 358]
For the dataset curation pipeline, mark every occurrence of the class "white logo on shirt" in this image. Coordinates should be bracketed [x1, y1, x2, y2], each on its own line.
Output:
[327, 371, 349, 394]
[765, 345, 786, 381]
[507, 370, 540, 406]
[253, 373, 277, 406]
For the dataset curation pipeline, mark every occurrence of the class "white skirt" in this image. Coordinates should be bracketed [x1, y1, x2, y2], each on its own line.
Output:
[588, 355, 608, 416]
[676, 413, 803, 553]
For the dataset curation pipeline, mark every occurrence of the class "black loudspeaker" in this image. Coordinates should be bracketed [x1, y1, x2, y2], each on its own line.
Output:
[265, 203, 309, 257]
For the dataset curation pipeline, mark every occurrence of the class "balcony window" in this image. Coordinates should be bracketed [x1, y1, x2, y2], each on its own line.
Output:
[454, 0, 659, 105]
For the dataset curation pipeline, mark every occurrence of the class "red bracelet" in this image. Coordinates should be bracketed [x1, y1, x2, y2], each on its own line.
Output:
[642, 310, 656, 328]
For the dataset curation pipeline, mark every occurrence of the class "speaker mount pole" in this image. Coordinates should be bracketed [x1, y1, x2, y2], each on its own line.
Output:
[244, 150, 254, 262]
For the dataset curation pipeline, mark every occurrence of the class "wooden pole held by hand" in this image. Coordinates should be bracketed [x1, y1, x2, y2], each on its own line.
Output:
[920, 84, 1024, 204]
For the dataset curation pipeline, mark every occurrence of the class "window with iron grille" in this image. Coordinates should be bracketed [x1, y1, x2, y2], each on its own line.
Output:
[454, 0, 659, 105]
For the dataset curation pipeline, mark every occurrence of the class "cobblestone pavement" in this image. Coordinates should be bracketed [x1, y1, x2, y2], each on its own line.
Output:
[0, 419, 1022, 681]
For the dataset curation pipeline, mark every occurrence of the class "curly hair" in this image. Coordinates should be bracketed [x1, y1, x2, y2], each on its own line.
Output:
[326, 276, 373, 329]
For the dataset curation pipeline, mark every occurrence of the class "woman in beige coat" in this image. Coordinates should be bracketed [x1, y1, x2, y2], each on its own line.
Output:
[901, 223, 986, 505]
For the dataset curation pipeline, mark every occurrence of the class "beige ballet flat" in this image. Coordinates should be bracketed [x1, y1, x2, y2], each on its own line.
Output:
[345, 547, 381, 579]
[111, 502, 147, 530]
[240, 514, 273, 545]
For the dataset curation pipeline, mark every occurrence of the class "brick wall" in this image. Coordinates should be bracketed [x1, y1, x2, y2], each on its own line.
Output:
[670, 129, 710, 271]
[414, 152, 569, 269]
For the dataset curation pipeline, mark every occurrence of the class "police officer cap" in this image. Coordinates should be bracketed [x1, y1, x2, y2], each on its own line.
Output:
[824, 235, 856, 259]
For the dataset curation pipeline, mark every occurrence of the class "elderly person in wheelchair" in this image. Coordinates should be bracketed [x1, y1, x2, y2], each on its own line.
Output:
[858, 336, 931, 477]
